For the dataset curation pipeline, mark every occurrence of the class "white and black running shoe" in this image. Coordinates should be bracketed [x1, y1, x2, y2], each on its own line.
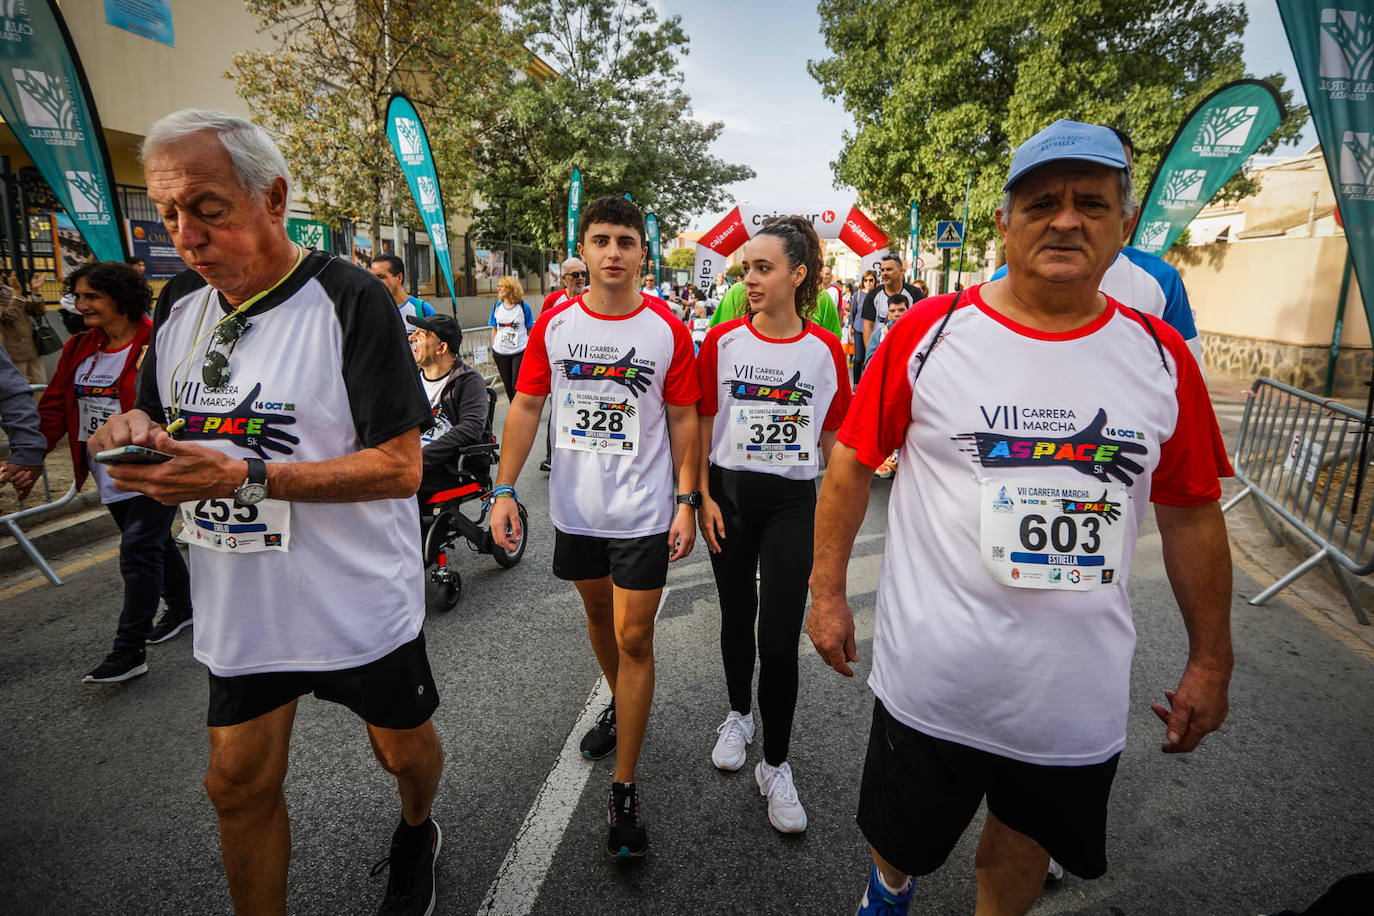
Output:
[580, 700, 617, 760]
[82, 648, 148, 684]
[607, 782, 647, 858]
[147, 608, 192, 645]
[372, 818, 441, 916]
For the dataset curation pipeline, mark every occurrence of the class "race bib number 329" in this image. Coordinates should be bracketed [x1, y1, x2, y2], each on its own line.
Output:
[979, 478, 1127, 590]
[729, 404, 815, 466]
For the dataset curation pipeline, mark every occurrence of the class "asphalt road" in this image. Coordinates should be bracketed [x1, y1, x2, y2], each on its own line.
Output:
[1, 398, 1371, 915]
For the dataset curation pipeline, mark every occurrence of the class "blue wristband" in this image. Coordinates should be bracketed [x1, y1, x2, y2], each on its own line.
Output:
[491, 485, 518, 501]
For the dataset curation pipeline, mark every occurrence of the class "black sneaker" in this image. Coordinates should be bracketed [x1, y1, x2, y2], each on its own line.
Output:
[580, 700, 616, 759]
[371, 818, 441, 916]
[607, 782, 648, 857]
[147, 608, 193, 645]
[82, 647, 148, 684]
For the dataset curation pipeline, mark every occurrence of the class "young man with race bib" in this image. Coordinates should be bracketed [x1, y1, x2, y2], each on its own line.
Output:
[489, 196, 700, 858]
[695, 216, 851, 834]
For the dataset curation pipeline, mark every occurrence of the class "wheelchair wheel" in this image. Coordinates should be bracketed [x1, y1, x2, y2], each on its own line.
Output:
[491, 501, 528, 569]
[436, 576, 461, 611]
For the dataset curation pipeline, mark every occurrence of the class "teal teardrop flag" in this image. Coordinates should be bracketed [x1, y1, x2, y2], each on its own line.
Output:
[1132, 80, 1284, 255]
[0, 0, 126, 262]
[566, 168, 581, 258]
[645, 213, 660, 285]
[385, 93, 455, 300]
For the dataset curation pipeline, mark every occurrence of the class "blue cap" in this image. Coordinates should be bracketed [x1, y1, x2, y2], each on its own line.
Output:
[1004, 119, 1128, 191]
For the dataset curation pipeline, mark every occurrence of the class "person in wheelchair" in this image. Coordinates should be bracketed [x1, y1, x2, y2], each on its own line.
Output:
[405, 314, 490, 506]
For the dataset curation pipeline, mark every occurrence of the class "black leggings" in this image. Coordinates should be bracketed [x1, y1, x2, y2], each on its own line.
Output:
[707, 464, 816, 766]
[493, 349, 524, 403]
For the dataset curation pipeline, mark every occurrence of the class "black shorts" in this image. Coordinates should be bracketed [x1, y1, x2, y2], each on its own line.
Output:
[857, 698, 1119, 879]
[206, 632, 439, 730]
[552, 528, 669, 591]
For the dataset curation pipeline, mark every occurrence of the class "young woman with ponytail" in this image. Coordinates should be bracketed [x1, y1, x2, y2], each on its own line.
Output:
[693, 216, 852, 833]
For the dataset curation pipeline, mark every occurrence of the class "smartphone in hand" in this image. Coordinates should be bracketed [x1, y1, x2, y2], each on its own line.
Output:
[93, 445, 174, 465]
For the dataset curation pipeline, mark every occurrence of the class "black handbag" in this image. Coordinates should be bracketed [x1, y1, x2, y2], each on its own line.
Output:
[31, 312, 62, 355]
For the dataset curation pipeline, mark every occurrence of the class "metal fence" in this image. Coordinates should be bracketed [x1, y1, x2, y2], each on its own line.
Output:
[0, 385, 80, 585]
[1223, 377, 1373, 624]
[458, 325, 500, 386]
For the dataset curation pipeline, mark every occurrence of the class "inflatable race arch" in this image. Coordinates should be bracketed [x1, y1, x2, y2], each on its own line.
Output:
[692, 203, 890, 296]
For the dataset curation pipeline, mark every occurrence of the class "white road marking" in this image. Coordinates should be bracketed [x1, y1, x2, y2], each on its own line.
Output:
[476, 588, 670, 916]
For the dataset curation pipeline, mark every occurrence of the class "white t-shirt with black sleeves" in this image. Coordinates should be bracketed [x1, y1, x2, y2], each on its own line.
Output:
[517, 294, 700, 538]
[838, 283, 1230, 766]
[136, 250, 433, 677]
[697, 316, 851, 481]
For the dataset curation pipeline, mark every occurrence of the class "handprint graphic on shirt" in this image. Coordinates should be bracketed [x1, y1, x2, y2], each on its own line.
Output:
[557, 346, 656, 396]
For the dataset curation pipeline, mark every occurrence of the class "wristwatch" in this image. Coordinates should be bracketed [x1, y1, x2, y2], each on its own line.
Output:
[675, 491, 702, 509]
[234, 457, 268, 506]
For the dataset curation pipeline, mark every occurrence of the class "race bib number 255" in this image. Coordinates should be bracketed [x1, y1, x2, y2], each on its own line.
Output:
[179, 498, 290, 553]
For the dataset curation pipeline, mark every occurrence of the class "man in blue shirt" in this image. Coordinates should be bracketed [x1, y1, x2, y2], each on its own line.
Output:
[371, 254, 436, 320]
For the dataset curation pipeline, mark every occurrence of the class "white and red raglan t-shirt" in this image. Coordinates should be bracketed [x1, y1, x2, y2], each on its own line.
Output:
[697, 316, 851, 481]
[518, 293, 699, 537]
[838, 283, 1231, 765]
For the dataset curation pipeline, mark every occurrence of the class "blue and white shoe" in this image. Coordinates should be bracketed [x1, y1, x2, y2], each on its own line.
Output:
[856, 863, 913, 915]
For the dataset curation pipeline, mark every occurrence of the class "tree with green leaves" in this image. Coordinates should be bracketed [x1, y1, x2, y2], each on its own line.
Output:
[471, 0, 754, 250]
[230, 0, 520, 247]
[809, 0, 1308, 252]
[665, 246, 696, 270]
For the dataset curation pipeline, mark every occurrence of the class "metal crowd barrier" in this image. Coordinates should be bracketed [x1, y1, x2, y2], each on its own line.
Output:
[458, 325, 500, 387]
[0, 385, 79, 586]
[1223, 377, 1372, 624]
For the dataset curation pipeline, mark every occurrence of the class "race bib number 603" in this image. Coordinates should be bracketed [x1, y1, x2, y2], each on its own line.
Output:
[979, 478, 1126, 590]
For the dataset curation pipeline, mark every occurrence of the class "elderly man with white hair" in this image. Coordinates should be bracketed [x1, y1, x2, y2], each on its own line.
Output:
[89, 109, 444, 916]
[541, 255, 588, 315]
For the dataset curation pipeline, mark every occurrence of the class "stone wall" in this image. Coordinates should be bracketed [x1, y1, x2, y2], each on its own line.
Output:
[1202, 331, 1373, 397]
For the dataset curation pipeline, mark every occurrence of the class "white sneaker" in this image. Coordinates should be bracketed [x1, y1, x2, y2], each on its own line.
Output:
[755, 760, 807, 834]
[711, 710, 754, 771]
[1047, 857, 1064, 881]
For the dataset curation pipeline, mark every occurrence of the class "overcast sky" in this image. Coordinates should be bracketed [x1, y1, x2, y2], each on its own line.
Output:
[662, 0, 1315, 230]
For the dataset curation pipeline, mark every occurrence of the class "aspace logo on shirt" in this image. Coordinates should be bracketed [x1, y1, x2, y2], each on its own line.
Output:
[557, 344, 656, 395]
[955, 408, 1148, 484]
[75, 383, 118, 398]
[724, 367, 813, 405]
[168, 382, 300, 458]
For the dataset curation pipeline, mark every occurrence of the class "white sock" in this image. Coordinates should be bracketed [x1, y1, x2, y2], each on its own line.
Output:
[877, 869, 912, 897]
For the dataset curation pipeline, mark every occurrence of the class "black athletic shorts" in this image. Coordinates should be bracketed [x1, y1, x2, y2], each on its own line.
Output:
[857, 697, 1119, 879]
[206, 632, 439, 730]
[552, 528, 669, 591]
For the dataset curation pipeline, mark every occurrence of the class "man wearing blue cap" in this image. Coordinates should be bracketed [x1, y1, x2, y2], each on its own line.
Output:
[989, 127, 1203, 366]
[809, 119, 1235, 915]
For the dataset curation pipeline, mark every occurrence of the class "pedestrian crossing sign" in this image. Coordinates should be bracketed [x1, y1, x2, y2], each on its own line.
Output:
[936, 221, 964, 248]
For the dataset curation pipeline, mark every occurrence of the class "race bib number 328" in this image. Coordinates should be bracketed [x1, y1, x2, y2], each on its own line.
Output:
[556, 389, 640, 456]
[979, 478, 1127, 590]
